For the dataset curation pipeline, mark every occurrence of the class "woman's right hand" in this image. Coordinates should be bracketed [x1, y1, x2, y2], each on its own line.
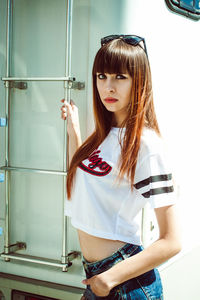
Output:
[60, 99, 81, 137]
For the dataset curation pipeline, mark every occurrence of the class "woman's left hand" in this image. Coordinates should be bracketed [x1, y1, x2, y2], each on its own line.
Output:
[82, 272, 113, 297]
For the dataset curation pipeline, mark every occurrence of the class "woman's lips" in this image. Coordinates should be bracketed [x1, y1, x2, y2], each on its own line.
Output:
[104, 97, 118, 103]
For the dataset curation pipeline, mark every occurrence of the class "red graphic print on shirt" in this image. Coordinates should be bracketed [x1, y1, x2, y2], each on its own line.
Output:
[79, 149, 112, 176]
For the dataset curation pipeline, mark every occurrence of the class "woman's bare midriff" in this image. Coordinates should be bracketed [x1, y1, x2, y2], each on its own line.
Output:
[77, 229, 126, 262]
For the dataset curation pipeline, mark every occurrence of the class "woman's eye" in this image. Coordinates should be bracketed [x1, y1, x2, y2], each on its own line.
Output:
[116, 74, 126, 79]
[97, 73, 106, 79]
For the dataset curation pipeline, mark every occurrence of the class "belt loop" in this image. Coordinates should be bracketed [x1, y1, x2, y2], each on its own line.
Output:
[117, 243, 134, 260]
[117, 249, 125, 260]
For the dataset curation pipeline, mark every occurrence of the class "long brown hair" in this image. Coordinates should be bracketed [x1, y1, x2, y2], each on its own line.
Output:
[67, 39, 160, 199]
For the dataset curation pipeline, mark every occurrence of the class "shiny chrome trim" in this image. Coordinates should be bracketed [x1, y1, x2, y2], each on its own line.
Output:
[4, 0, 12, 255]
[2, 76, 75, 81]
[0, 166, 67, 176]
[62, 0, 74, 265]
[0, 251, 81, 270]
[1, 253, 69, 270]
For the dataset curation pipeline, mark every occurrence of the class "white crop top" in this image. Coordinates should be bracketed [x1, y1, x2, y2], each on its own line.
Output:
[65, 127, 176, 245]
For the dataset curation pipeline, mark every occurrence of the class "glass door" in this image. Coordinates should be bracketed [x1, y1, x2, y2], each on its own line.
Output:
[0, 0, 86, 271]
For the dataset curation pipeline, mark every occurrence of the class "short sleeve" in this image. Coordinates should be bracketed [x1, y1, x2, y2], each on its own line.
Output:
[134, 149, 176, 209]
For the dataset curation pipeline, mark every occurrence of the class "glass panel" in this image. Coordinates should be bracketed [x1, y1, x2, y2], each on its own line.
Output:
[11, 0, 67, 77]
[196, 0, 200, 9]
[10, 172, 64, 259]
[9, 81, 65, 170]
[12, 290, 59, 300]
[172, 0, 200, 11]
[180, 0, 197, 11]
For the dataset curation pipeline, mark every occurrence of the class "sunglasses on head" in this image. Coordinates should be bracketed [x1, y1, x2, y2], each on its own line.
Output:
[101, 34, 148, 59]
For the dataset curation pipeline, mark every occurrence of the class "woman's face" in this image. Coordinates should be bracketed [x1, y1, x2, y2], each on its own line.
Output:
[96, 72, 132, 126]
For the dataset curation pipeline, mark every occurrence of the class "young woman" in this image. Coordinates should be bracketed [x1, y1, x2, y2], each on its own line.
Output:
[60, 35, 181, 300]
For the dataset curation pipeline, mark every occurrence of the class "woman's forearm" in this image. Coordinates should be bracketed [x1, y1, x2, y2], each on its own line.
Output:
[104, 237, 181, 290]
[104, 205, 182, 290]
[60, 99, 82, 165]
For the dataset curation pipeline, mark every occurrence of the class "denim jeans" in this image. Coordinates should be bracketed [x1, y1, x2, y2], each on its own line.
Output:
[82, 243, 163, 300]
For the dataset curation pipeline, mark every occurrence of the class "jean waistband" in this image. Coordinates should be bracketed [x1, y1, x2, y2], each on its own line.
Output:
[82, 242, 143, 277]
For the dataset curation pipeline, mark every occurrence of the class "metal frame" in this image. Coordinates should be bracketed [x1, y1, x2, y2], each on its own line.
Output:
[2, 77, 85, 90]
[0, 0, 82, 272]
[0, 166, 67, 176]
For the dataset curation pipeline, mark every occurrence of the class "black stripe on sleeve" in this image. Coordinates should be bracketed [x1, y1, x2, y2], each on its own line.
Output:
[142, 186, 174, 198]
[134, 174, 172, 189]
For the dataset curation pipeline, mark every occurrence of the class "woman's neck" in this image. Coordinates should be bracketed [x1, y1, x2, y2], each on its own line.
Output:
[113, 110, 127, 128]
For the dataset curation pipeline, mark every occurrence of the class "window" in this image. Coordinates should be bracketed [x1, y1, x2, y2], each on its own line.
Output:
[12, 290, 59, 300]
[165, 0, 200, 20]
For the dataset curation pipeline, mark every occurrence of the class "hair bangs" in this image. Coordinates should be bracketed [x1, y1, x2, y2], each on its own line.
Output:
[93, 40, 134, 75]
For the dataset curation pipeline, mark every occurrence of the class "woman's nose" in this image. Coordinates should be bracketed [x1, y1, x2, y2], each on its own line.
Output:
[105, 79, 115, 92]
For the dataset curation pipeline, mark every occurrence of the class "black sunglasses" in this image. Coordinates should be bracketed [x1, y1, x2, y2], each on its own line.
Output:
[101, 34, 148, 59]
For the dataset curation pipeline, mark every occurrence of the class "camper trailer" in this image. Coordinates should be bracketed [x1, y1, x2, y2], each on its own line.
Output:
[0, 0, 200, 299]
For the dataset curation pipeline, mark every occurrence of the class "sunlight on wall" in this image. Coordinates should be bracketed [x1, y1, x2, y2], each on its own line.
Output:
[121, 0, 200, 250]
